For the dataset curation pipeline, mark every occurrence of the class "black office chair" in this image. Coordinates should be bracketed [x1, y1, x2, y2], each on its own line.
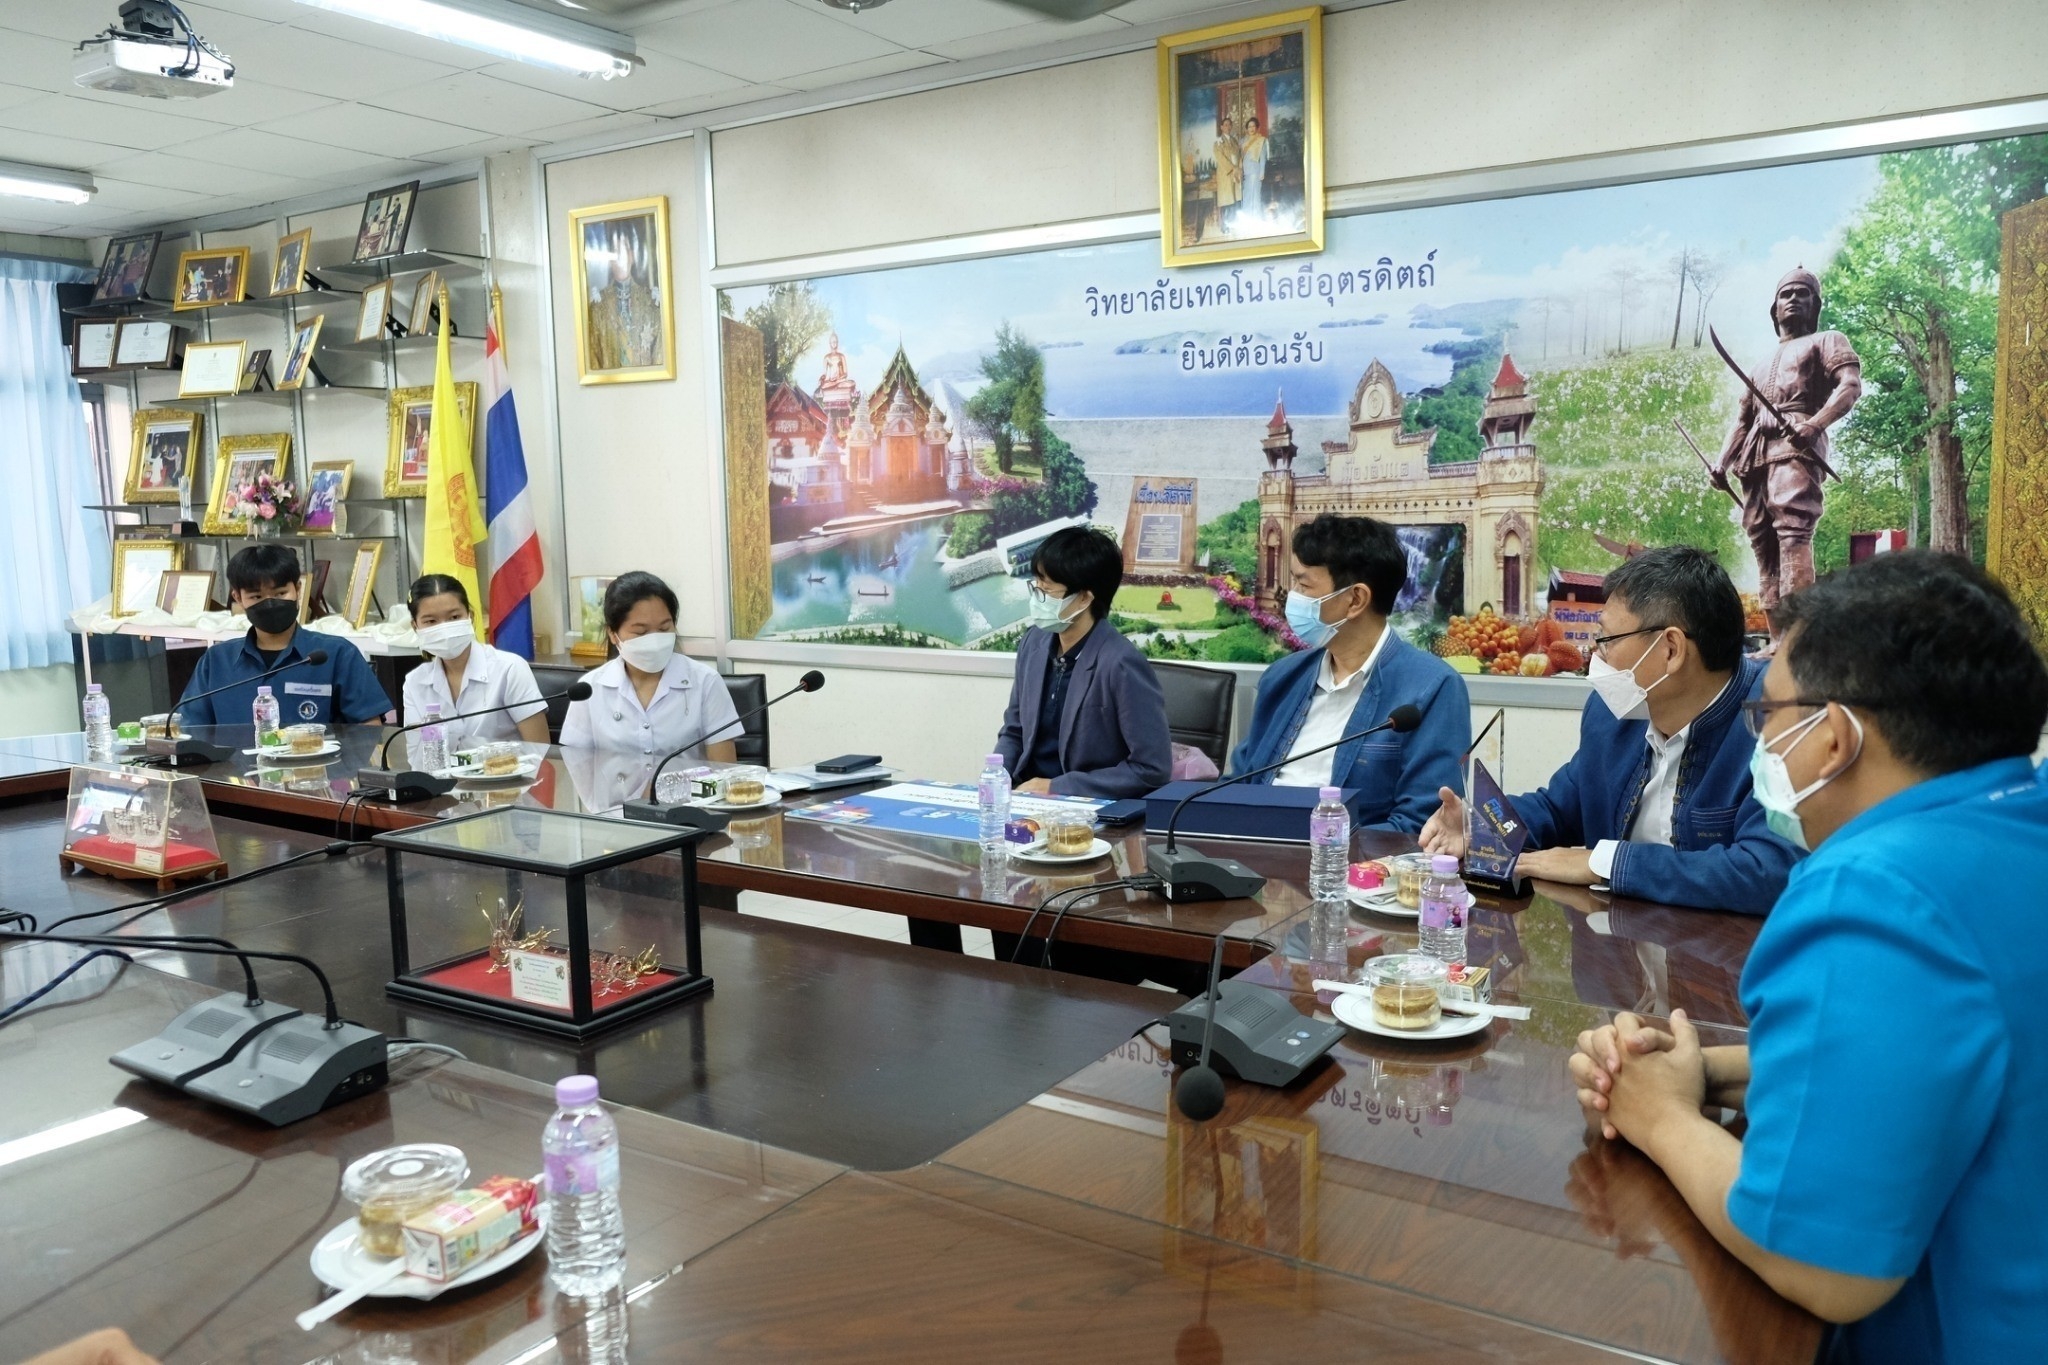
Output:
[530, 663, 587, 742]
[1151, 661, 1236, 768]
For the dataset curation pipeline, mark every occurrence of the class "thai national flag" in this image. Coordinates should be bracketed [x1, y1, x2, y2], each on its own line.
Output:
[484, 303, 543, 659]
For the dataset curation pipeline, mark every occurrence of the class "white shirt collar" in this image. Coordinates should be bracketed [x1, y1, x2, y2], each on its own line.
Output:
[1646, 673, 1736, 750]
[1316, 623, 1391, 694]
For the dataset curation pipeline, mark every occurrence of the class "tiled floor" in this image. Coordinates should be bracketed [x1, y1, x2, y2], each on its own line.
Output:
[738, 891, 996, 958]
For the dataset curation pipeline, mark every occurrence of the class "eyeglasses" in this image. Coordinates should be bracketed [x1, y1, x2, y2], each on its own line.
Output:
[1589, 624, 1672, 658]
[1741, 698, 1828, 738]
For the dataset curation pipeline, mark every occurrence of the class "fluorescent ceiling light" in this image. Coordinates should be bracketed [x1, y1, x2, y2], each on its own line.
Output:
[0, 1108, 145, 1171]
[293, 0, 638, 78]
[0, 158, 96, 205]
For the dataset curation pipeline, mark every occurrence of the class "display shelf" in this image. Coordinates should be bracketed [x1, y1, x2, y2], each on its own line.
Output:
[321, 250, 484, 285]
[64, 296, 169, 318]
[330, 332, 482, 354]
[147, 390, 299, 411]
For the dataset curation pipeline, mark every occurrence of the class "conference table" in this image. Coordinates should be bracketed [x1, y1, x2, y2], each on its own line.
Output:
[0, 731, 1816, 1363]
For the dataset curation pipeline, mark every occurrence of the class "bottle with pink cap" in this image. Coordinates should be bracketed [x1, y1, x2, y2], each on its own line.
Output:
[543, 1073, 626, 1295]
[1417, 853, 1469, 976]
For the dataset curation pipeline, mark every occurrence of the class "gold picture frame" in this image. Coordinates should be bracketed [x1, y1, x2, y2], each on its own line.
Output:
[123, 410, 202, 504]
[203, 432, 292, 537]
[408, 270, 440, 334]
[276, 313, 326, 391]
[384, 382, 477, 498]
[171, 245, 252, 310]
[270, 227, 313, 296]
[343, 542, 383, 628]
[111, 539, 184, 618]
[356, 279, 392, 343]
[178, 339, 247, 398]
[155, 569, 215, 618]
[1157, 6, 1324, 268]
[568, 196, 676, 385]
[303, 460, 352, 535]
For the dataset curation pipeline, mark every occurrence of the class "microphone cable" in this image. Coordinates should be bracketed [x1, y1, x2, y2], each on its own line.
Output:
[1006, 875, 1162, 969]
[40, 840, 372, 935]
[1038, 873, 1163, 970]
[0, 949, 134, 1027]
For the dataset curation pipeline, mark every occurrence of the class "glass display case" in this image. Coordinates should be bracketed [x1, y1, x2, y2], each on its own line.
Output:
[374, 807, 711, 1039]
[59, 764, 226, 889]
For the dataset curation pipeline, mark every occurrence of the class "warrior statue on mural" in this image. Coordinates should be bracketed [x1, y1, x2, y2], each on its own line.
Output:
[1707, 268, 1862, 614]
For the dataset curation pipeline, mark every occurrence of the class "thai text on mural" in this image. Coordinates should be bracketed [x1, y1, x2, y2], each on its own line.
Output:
[1135, 480, 1196, 504]
[1084, 252, 1438, 317]
[1180, 333, 1325, 371]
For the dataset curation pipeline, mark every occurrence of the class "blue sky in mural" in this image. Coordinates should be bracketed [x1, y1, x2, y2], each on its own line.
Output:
[728, 154, 1881, 421]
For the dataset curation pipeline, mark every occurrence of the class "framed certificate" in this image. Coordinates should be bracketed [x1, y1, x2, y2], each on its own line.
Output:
[111, 539, 183, 617]
[356, 279, 392, 343]
[73, 320, 118, 373]
[179, 340, 248, 398]
[343, 542, 382, 628]
[155, 569, 215, 618]
[112, 319, 176, 368]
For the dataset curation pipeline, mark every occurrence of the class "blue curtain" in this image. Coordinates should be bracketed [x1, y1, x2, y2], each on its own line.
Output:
[1, 256, 106, 670]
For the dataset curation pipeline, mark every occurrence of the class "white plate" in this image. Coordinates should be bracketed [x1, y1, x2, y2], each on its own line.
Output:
[309, 1207, 547, 1302]
[249, 741, 341, 762]
[1348, 886, 1418, 919]
[1330, 989, 1494, 1041]
[1011, 837, 1113, 864]
[443, 757, 543, 784]
[703, 784, 783, 812]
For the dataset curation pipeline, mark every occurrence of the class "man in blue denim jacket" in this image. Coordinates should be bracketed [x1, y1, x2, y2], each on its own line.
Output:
[1229, 514, 1470, 834]
[1422, 547, 1798, 913]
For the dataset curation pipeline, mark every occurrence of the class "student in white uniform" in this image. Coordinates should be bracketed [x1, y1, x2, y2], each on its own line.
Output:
[559, 572, 739, 762]
[401, 574, 550, 746]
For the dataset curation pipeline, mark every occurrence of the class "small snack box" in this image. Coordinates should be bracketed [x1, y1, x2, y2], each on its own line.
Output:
[401, 1175, 540, 1282]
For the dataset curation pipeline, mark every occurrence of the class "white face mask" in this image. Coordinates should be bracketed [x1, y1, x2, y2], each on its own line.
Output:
[416, 619, 474, 660]
[1749, 707, 1863, 852]
[1587, 642, 1670, 721]
[1027, 587, 1084, 629]
[615, 631, 676, 673]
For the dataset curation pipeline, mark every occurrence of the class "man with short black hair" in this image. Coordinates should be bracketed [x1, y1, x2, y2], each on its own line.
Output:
[1422, 545, 1798, 913]
[1231, 514, 1470, 833]
[174, 544, 392, 728]
[1570, 551, 2048, 1358]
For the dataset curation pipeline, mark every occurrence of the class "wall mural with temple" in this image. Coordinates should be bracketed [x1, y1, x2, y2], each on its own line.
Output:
[717, 130, 2048, 672]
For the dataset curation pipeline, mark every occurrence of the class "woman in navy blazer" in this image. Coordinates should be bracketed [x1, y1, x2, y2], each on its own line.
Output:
[994, 527, 1172, 799]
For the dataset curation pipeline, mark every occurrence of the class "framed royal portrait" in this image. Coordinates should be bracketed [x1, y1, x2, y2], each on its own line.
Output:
[171, 245, 252, 310]
[124, 410, 202, 504]
[111, 539, 183, 618]
[352, 181, 419, 263]
[72, 320, 118, 374]
[343, 542, 383, 628]
[384, 382, 477, 498]
[203, 432, 292, 537]
[178, 340, 247, 398]
[1157, 6, 1324, 268]
[155, 569, 215, 619]
[276, 313, 326, 391]
[92, 231, 160, 304]
[356, 279, 392, 343]
[303, 460, 352, 535]
[568, 196, 675, 385]
[270, 227, 313, 296]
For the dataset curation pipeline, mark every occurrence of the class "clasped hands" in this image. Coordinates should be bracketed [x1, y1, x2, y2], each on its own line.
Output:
[1570, 1010, 1709, 1148]
[1418, 787, 1599, 884]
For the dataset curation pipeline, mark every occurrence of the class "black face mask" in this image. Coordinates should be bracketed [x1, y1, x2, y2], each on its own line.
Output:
[245, 597, 299, 634]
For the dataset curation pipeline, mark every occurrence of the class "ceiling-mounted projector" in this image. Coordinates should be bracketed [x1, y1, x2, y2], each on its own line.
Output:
[76, 0, 234, 100]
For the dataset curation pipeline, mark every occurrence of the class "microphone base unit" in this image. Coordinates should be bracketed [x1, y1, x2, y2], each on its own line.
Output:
[354, 768, 456, 803]
[179, 1015, 389, 1126]
[619, 798, 729, 834]
[1144, 843, 1267, 902]
[144, 736, 232, 767]
[1166, 980, 1347, 1087]
[109, 994, 302, 1087]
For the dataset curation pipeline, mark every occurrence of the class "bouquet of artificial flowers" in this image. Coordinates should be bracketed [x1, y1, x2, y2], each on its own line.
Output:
[234, 471, 303, 529]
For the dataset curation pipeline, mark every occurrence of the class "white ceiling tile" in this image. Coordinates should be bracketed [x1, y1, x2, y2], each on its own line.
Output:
[634, 82, 795, 120]
[90, 152, 327, 202]
[3, 0, 121, 42]
[0, 127, 135, 171]
[809, 0, 1047, 48]
[925, 13, 1133, 60]
[637, 0, 906, 82]
[210, 24, 463, 100]
[0, 82, 48, 114]
[532, 111, 664, 145]
[0, 92, 234, 152]
[1106, 0, 1257, 23]
[294, 157, 442, 190]
[83, 177, 217, 209]
[479, 50, 749, 113]
[256, 102, 491, 159]
[776, 49, 947, 92]
[0, 214, 68, 235]
[123, 77, 344, 125]
[150, 1, 291, 50]
[1, 32, 98, 93]
[367, 71, 613, 135]
[173, 127, 418, 178]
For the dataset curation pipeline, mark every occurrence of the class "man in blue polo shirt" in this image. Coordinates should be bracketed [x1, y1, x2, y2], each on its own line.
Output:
[175, 544, 392, 728]
[1570, 551, 2048, 1361]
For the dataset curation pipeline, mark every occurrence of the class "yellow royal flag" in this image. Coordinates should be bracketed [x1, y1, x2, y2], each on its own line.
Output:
[423, 288, 487, 638]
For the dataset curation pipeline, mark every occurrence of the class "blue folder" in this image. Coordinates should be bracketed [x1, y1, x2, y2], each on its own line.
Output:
[1142, 781, 1372, 843]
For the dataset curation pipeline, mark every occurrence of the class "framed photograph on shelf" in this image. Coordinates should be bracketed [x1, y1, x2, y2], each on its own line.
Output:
[351, 181, 419, 263]
[300, 558, 333, 623]
[356, 279, 392, 343]
[111, 539, 183, 618]
[91, 231, 161, 304]
[123, 410, 202, 504]
[407, 270, 439, 334]
[111, 319, 177, 369]
[178, 340, 247, 398]
[568, 575, 615, 659]
[73, 320, 118, 374]
[155, 569, 215, 619]
[1156, 6, 1324, 268]
[203, 431, 291, 536]
[303, 460, 351, 535]
[276, 313, 326, 391]
[568, 196, 675, 385]
[171, 246, 252, 310]
[270, 227, 312, 296]
[384, 382, 476, 498]
[240, 348, 272, 392]
[343, 542, 383, 628]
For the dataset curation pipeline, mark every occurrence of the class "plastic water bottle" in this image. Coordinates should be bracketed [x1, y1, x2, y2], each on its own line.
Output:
[82, 684, 114, 759]
[251, 685, 280, 748]
[543, 1074, 626, 1296]
[1418, 853, 1469, 976]
[413, 702, 447, 774]
[1308, 787, 1351, 903]
[978, 754, 1011, 851]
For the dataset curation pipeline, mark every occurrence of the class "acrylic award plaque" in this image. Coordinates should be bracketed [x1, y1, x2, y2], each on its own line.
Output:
[60, 765, 228, 890]
[1462, 759, 1529, 896]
